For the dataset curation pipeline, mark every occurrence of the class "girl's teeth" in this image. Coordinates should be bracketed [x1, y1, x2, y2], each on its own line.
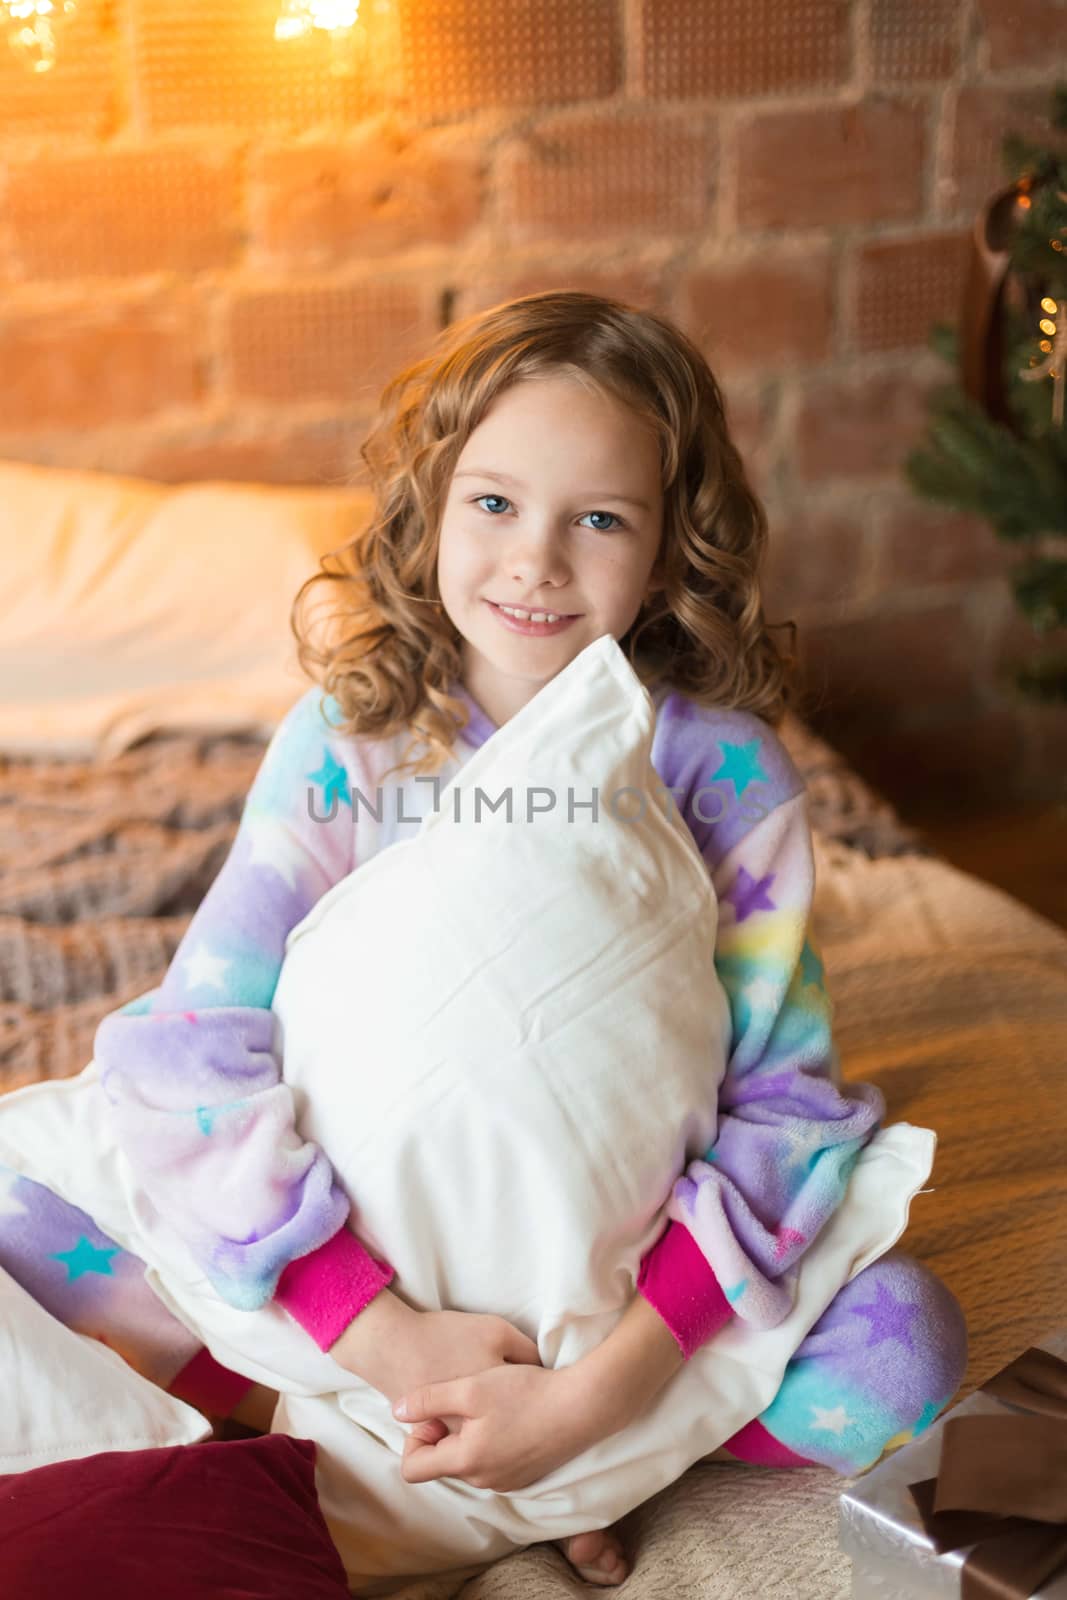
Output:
[499, 605, 563, 622]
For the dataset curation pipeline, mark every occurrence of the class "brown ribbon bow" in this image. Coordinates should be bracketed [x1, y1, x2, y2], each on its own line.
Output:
[908, 1346, 1067, 1600]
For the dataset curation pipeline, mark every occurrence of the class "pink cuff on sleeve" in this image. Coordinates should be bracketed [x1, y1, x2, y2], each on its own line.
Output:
[274, 1227, 396, 1352]
[168, 1346, 254, 1416]
[636, 1219, 735, 1361]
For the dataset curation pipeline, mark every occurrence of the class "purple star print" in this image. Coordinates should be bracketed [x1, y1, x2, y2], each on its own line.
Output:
[851, 1279, 920, 1352]
[725, 866, 777, 923]
[676, 1175, 700, 1217]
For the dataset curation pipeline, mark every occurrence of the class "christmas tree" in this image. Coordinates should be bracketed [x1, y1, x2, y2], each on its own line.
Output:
[905, 83, 1067, 705]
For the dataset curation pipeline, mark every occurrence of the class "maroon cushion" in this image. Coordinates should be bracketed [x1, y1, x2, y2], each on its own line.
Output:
[0, 1433, 351, 1598]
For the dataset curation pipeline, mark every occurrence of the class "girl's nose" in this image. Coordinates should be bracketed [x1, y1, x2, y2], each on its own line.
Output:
[505, 526, 571, 589]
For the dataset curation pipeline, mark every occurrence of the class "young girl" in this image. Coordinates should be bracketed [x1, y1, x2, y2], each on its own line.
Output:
[0, 291, 967, 1590]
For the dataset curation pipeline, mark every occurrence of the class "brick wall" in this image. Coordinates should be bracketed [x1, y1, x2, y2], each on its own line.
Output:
[1, 0, 1065, 813]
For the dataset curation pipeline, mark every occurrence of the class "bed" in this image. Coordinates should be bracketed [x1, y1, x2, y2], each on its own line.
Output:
[2, 703, 1065, 1599]
[2, 458, 1065, 1596]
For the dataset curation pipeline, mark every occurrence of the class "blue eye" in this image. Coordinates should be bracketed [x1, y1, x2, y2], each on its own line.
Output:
[472, 495, 623, 531]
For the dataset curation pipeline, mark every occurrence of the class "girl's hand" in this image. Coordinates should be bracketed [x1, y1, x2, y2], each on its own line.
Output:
[384, 1308, 543, 1406]
[330, 1298, 543, 1406]
[393, 1364, 596, 1492]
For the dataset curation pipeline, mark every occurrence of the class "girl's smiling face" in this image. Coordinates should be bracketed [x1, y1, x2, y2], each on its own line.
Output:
[436, 374, 666, 727]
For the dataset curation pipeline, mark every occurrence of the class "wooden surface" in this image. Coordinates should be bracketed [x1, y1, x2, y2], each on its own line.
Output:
[810, 838, 1067, 1400]
[914, 803, 1067, 933]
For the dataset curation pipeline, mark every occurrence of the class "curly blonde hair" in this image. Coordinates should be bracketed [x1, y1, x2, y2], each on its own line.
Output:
[291, 289, 799, 782]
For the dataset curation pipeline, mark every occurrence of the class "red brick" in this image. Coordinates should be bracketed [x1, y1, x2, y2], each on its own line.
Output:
[762, 495, 873, 612]
[851, 231, 971, 352]
[132, 0, 391, 133]
[793, 367, 939, 482]
[680, 248, 834, 380]
[946, 86, 1067, 219]
[455, 265, 665, 319]
[124, 417, 372, 488]
[720, 385, 779, 498]
[394, 0, 620, 117]
[976, 0, 1067, 70]
[0, 299, 202, 430]
[735, 98, 927, 230]
[497, 110, 713, 240]
[797, 601, 981, 727]
[0, 21, 117, 139]
[873, 498, 1012, 590]
[633, 0, 850, 100]
[868, 0, 962, 82]
[7, 146, 241, 281]
[223, 282, 438, 407]
[251, 125, 483, 266]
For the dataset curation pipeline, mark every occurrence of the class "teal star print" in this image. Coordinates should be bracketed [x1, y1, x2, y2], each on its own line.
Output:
[799, 941, 825, 990]
[195, 1105, 221, 1135]
[307, 748, 352, 811]
[711, 739, 768, 798]
[194, 1099, 246, 1135]
[913, 1400, 942, 1435]
[50, 1235, 120, 1281]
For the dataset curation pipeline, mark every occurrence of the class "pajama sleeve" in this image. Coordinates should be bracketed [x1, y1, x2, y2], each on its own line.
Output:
[636, 700, 885, 1359]
[92, 685, 395, 1352]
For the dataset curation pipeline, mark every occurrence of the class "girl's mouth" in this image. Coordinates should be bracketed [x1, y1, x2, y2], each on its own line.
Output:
[486, 600, 581, 637]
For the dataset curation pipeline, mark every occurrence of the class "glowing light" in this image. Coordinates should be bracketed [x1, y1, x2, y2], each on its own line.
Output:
[2, 0, 77, 72]
[1017, 194, 1033, 209]
[1020, 296, 1067, 427]
[274, 0, 360, 40]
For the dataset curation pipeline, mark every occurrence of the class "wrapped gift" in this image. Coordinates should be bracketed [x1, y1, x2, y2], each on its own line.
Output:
[839, 1327, 1067, 1598]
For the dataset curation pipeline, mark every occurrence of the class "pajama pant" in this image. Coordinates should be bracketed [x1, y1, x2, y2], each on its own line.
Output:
[0, 1163, 968, 1478]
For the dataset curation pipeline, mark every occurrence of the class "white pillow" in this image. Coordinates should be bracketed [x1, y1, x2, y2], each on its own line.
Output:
[0, 458, 373, 759]
[274, 629, 734, 1367]
[0, 1261, 211, 1474]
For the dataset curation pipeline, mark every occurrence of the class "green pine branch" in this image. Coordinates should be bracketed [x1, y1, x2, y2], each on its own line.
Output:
[1011, 554, 1067, 630]
[904, 84, 1067, 705]
[904, 385, 1067, 540]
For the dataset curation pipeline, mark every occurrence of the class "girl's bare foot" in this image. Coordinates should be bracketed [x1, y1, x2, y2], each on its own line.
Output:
[555, 1528, 629, 1587]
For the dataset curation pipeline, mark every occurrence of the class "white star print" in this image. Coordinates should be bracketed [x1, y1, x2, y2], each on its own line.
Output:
[0, 1164, 27, 1218]
[247, 818, 306, 892]
[181, 943, 233, 993]
[810, 1404, 853, 1435]
[745, 976, 782, 1011]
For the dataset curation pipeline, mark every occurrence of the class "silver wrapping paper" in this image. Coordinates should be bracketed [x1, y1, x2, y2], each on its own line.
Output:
[838, 1328, 1067, 1600]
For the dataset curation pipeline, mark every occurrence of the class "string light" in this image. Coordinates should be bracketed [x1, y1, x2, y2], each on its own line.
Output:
[1020, 297, 1067, 427]
[274, 0, 366, 75]
[274, 0, 360, 42]
[2, 0, 78, 73]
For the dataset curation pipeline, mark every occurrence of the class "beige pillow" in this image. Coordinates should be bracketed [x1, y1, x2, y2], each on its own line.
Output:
[0, 459, 373, 760]
[0, 1257, 212, 1472]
